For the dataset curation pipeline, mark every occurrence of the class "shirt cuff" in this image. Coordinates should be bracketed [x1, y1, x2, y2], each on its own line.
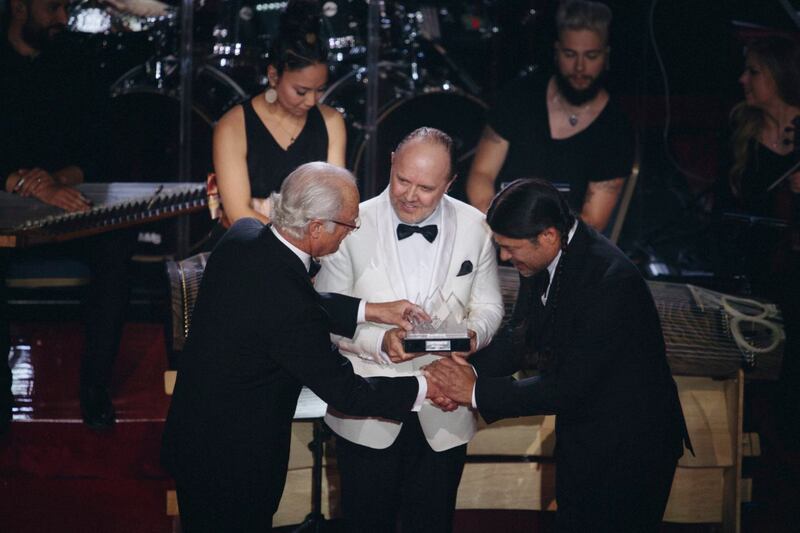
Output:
[375, 333, 392, 365]
[412, 375, 427, 411]
[356, 299, 366, 323]
[471, 365, 478, 409]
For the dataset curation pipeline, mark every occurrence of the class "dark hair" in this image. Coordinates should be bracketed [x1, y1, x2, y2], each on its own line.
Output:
[487, 178, 575, 247]
[395, 127, 457, 180]
[269, 0, 329, 74]
[729, 35, 800, 195]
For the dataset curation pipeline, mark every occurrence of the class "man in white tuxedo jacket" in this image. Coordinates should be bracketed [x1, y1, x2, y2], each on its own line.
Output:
[315, 127, 503, 532]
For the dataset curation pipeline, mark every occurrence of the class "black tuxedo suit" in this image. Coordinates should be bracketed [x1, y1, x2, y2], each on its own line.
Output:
[471, 222, 691, 532]
[161, 219, 419, 532]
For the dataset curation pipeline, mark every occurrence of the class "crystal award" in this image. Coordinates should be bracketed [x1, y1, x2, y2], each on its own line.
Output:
[403, 289, 471, 353]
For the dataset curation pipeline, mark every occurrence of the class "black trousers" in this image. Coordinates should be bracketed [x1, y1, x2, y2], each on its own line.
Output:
[556, 443, 679, 533]
[79, 230, 136, 390]
[176, 479, 276, 533]
[0, 230, 135, 401]
[335, 413, 467, 533]
[1, 249, 11, 413]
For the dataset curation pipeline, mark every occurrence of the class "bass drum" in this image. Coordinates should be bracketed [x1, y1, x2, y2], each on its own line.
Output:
[107, 63, 248, 182]
[321, 66, 486, 201]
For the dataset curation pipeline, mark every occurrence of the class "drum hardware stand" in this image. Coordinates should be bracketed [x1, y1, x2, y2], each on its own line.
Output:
[363, 0, 382, 198]
[394, 6, 483, 96]
[777, 0, 800, 28]
[176, 0, 194, 259]
[391, 5, 433, 94]
[106, 5, 177, 95]
[292, 420, 333, 532]
[425, 38, 482, 96]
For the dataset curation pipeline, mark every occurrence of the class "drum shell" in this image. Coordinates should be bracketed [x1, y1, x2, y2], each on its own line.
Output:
[106, 65, 247, 183]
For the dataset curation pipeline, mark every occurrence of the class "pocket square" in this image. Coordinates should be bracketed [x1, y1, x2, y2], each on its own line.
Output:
[456, 260, 473, 277]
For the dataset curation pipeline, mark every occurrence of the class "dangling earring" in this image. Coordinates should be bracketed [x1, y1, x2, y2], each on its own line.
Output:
[264, 86, 277, 104]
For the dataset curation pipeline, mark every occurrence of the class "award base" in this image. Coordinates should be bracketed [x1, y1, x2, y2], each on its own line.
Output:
[404, 337, 471, 353]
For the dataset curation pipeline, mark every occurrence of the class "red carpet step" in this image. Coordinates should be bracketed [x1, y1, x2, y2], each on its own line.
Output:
[0, 322, 173, 533]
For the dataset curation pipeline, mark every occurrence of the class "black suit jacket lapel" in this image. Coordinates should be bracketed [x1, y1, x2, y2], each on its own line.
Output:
[548, 221, 592, 309]
[537, 222, 593, 344]
[258, 227, 361, 337]
[259, 227, 319, 302]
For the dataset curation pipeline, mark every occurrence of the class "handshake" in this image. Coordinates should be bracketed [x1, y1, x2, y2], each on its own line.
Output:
[423, 355, 477, 412]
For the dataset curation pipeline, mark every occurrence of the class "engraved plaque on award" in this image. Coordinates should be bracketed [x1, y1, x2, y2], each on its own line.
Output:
[403, 290, 471, 353]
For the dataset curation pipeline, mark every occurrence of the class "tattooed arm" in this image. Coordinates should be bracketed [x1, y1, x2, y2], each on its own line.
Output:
[466, 126, 510, 213]
[581, 177, 625, 232]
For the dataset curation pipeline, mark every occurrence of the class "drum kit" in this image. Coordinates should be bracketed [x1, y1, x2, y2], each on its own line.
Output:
[66, 0, 496, 188]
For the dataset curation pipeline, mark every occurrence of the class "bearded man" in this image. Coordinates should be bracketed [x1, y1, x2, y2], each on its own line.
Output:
[466, 0, 634, 233]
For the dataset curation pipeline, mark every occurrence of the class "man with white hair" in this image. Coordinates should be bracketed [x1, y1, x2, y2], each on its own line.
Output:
[162, 162, 445, 532]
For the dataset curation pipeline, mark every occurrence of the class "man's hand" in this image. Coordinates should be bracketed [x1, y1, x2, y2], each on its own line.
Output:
[16, 168, 57, 196]
[381, 327, 425, 363]
[35, 183, 92, 212]
[366, 300, 430, 331]
[424, 377, 458, 412]
[16, 168, 91, 212]
[424, 355, 476, 406]
[451, 329, 477, 359]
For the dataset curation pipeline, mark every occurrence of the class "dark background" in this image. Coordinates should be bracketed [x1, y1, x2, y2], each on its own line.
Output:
[3, 0, 799, 270]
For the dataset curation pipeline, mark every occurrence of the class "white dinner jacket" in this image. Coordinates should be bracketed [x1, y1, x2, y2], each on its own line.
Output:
[315, 189, 503, 451]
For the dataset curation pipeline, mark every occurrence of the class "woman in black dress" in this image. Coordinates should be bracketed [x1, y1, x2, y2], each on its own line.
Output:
[722, 36, 800, 288]
[724, 35, 800, 441]
[213, 0, 346, 225]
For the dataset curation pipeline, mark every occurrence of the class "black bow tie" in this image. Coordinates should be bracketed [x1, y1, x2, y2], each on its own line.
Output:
[308, 260, 321, 278]
[396, 223, 438, 243]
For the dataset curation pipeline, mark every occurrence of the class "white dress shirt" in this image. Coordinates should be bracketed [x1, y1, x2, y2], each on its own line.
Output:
[541, 220, 578, 305]
[373, 204, 444, 365]
[393, 204, 444, 304]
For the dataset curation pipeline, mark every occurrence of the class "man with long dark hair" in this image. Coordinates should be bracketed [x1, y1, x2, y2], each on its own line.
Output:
[428, 179, 691, 532]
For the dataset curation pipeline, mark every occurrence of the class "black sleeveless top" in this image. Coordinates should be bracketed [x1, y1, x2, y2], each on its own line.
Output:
[738, 143, 797, 218]
[243, 99, 329, 198]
